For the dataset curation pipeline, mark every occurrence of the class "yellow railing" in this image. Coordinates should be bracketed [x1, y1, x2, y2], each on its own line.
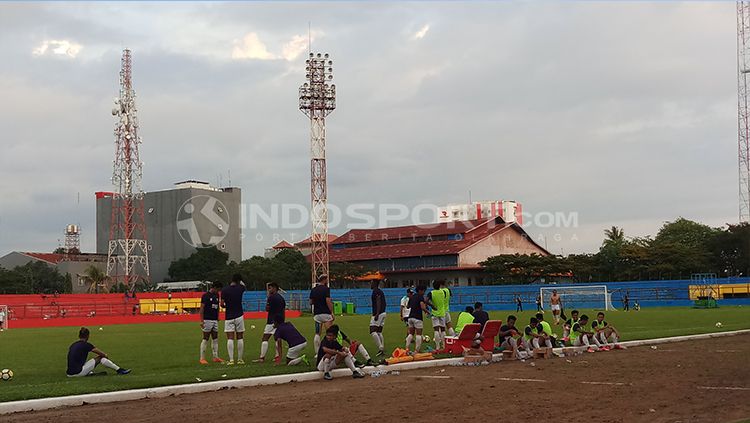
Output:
[688, 283, 750, 300]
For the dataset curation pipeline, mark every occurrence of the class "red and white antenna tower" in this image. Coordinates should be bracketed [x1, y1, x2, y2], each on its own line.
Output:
[299, 52, 336, 286]
[107, 49, 151, 289]
[738, 2, 750, 223]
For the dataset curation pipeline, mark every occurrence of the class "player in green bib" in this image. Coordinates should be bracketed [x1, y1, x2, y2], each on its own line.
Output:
[440, 281, 456, 336]
[535, 313, 555, 348]
[562, 309, 579, 342]
[569, 314, 603, 352]
[521, 317, 541, 356]
[427, 281, 448, 351]
[455, 306, 475, 334]
[592, 312, 625, 350]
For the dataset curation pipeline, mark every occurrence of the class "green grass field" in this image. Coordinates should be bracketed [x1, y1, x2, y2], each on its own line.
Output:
[0, 306, 748, 403]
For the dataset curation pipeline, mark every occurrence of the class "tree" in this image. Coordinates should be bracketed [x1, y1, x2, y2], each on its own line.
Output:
[82, 265, 110, 293]
[167, 247, 230, 282]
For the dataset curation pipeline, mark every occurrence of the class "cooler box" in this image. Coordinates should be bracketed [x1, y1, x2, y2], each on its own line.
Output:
[345, 302, 356, 314]
[333, 301, 343, 315]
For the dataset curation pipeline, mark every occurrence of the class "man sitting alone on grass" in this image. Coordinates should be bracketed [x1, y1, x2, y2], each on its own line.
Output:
[569, 314, 603, 353]
[317, 327, 365, 380]
[66, 327, 130, 377]
[591, 312, 625, 350]
[272, 319, 309, 366]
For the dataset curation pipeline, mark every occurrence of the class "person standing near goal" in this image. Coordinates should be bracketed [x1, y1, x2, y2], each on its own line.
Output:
[310, 273, 335, 357]
[221, 273, 246, 365]
[549, 289, 562, 325]
[255, 282, 285, 363]
[199, 281, 224, 364]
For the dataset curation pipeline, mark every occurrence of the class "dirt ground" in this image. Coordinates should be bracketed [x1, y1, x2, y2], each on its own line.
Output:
[7, 335, 750, 423]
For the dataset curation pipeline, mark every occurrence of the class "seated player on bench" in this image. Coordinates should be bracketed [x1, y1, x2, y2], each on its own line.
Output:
[499, 315, 523, 358]
[591, 312, 625, 350]
[562, 309, 579, 342]
[569, 314, 603, 353]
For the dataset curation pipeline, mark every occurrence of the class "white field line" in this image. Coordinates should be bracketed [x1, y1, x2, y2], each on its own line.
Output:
[496, 377, 547, 383]
[411, 375, 451, 379]
[697, 386, 750, 391]
[580, 381, 628, 386]
[2, 328, 749, 415]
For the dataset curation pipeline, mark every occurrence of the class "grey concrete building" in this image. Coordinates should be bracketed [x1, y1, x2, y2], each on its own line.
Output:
[96, 181, 242, 283]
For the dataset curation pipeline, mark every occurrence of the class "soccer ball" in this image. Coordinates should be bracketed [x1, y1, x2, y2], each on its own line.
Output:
[1, 369, 13, 381]
[715, 322, 723, 328]
[423, 335, 431, 343]
[250, 325, 256, 330]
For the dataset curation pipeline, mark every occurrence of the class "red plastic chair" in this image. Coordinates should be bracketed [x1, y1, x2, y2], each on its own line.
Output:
[445, 323, 481, 355]
[479, 320, 503, 351]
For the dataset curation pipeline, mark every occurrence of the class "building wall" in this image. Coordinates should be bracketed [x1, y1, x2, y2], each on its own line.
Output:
[0, 252, 37, 270]
[97, 186, 242, 283]
[458, 226, 547, 267]
[57, 260, 107, 294]
[382, 269, 489, 288]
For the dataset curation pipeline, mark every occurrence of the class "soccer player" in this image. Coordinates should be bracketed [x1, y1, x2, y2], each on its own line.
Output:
[521, 317, 542, 356]
[331, 324, 374, 367]
[550, 289, 562, 325]
[569, 314, 603, 352]
[591, 312, 625, 350]
[255, 282, 286, 363]
[562, 309, 579, 341]
[426, 281, 448, 351]
[369, 280, 386, 356]
[472, 302, 489, 331]
[455, 306, 475, 334]
[199, 281, 224, 364]
[534, 312, 554, 348]
[317, 327, 365, 380]
[406, 285, 430, 353]
[515, 295, 523, 312]
[536, 294, 543, 312]
[221, 273, 246, 365]
[499, 315, 522, 358]
[66, 327, 130, 377]
[400, 288, 413, 335]
[440, 281, 456, 337]
[273, 319, 309, 366]
[310, 273, 334, 356]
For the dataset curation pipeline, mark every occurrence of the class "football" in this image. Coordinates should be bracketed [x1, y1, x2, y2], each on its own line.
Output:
[1, 368, 13, 381]
[423, 335, 431, 343]
[715, 322, 723, 328]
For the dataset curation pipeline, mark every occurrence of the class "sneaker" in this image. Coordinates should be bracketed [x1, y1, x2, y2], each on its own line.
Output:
[323, 372, 333, 380]
[212, 357, 225, 363]
[365, 359, 374, 367]
[300, 355, 310, 366]
[352, 371, 365, 379]
[614, 344, 626, 350]
[601, 346, 611, 351]
[252, 358, 265, 363]
[586, 347, 596, 353]
[376, 350, 385, 357]
[199, 359, 209, 365]
[355, 360, 366, 369]
[116, 368, 131, 375]
[273, 356, 281, 364]
[237, 359, 245, 365]
[226, 360, 235, 366]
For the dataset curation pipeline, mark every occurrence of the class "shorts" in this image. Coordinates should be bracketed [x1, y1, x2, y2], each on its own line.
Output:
[263, 324, 276, 335]
[369, 312, 386, 327]
[202, 320, 219, 333]
[67, 358, 97, 378]
[444, 312, 452, 324]
[224, 316, 245, 333]
[287, 342, 307, 359]
[431, 316, 446, 328]
[313, 314, 334, 324]
[407, 318, 424, 329]
[551, 304, 561, 312]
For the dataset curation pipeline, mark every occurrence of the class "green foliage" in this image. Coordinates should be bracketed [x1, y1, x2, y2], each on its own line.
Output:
[0, 261, 69, 294]
[167, 247, 230, 282]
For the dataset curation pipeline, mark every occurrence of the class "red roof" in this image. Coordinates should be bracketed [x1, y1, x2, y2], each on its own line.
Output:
[294, 234, 339, 247]
[22, 252, 66, 264]
[271, 240, 294, 249]
[21, 252, 107, 264]
[333, 219, 492, 245]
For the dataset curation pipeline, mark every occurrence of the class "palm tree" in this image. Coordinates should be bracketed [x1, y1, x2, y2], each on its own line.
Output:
[83, 265, 110, 294]
[603, 226, 625, 248]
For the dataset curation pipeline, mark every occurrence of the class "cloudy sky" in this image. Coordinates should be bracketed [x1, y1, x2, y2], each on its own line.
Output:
[0, 1, 741, 258]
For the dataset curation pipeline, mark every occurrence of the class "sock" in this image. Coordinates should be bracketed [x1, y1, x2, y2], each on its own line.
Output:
[447, 327, 456, 337]
[532, 338, 540, 349]
[358, 344, 371, 360]
[101, 358, 120, 371]
[371, 332, 382, 351]
[260, 341, 269, 359]
[314, 334, 321, 355]
[227, 339, 235, 361]
[377, 333, 385, 351]
[415, 335, 423, 352]
[212, 339, 219, 358]
[343, 354, 358, 373]
[582, 336, 591, 347]
[434, 331, 441, 349]
[200, 339, 207, 360]
[237, 339, 244, 360]
[405, 334, 413, 349]
[545, 339, 553, 348]
[611, 333, 619, 344]
[288, 357, 303, 366]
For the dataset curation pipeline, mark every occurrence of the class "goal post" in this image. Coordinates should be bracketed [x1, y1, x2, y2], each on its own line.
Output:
[0, 305, 8, 330]
[540, 285, 615, 312]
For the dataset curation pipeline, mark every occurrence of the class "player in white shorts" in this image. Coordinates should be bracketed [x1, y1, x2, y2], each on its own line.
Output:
[310, 274, 335, 355]
[405, 285, 430, 352]
[369, 280, 387, 356]
[199, 281, 224, 364]
[255, 282, 286, 363]
[550, 289, 562, 325]
[222, 274, 246, 365]
[440, 281, 456, 336]
[400, 288, 413, 335]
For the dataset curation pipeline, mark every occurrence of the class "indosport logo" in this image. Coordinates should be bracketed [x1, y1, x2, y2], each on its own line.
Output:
[176, 195, 230, 248]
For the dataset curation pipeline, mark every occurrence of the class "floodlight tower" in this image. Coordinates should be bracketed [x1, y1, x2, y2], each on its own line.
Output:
[299, 52, 336, 286]
[738, 2, 750, 223]
[107, 49, 151, 290]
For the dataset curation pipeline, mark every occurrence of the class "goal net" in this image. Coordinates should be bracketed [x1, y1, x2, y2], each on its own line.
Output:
[540, 286, 615, 312]
[0, 305, 8, 330]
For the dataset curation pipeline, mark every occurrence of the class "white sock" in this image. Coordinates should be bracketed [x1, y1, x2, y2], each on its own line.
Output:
[434, 331, 441, 349]
[582, 336, 590, 347]
[611, 333, 619, 344]
[212, 339, 219, 358]
[532, 338, 540, 349]
[378, 333, 385, 351]
[237, 339, 244, 360]
[545, 339, 553, 348]
[200, 339, 207, 360]
[343, 354, 358, 373]
[371, 332, 382, 351]
[314, 334, 321, 355]
[100, 358, 120, 371]
[405, 334, 413, 349]
[416, 335, 423, 352]
[260, 341, 269, 359]
[227, 339, 234, 361]
[288, 357, 303, 366]
[358, 344, 371, 361]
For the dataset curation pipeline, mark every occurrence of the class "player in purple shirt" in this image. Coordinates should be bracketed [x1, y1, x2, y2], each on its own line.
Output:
[272, 319, 309, 366]
[317, 327, 365, 380]
[254, 282, 286, 363]
[199, 281, 224, 364]
[221, 273, 246, 365]
[369, 280, 387, 356]
[66, 327, 130, 377]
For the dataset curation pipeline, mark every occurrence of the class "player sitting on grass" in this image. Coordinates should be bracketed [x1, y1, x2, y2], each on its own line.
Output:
[454, 306, 475, 334]
[255, 282, 285, 363]
[317, 327, 365, 380]
[499, 315, 522, 358]
[562, 309, 579, 342]
[569, 314, 603, 353]
[535, 312, 555, 348]
[591, 312, 625, 350]
[66, 327, 130, 377]
[521, 317, 542, 356]
[330, 324, 374, 367]
[199, 281, 224, 364]
[272, 319, 309, 366]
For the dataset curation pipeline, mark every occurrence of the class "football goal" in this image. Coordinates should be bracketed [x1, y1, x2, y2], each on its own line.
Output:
[540, 285, 615, 311]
